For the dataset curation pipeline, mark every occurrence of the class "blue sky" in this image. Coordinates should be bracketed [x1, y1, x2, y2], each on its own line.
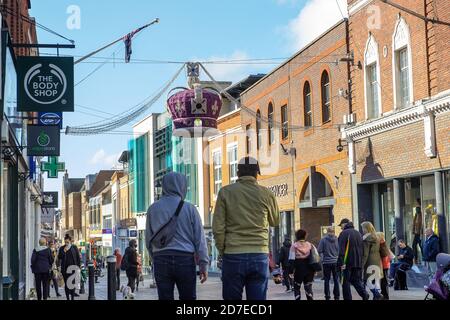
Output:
[30, 0, 346, 195]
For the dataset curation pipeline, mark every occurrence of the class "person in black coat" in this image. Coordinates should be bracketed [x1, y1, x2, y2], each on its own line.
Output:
[278, 237, 293, 291]
[57, 234, 81, 300]
[388, 239, 414, 286]
[337, 219, 369, 301]
[31, 237, 54, 300]
[124, 239, 139, 293]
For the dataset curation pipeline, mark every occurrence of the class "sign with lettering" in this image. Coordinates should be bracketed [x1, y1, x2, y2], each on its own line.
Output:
[268, 183, 288, 197]
[17, 56, 74, 112]
[27, 125, 60, 156]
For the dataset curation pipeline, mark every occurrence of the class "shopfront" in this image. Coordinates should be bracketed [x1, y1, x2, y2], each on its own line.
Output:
[358, 170, 449, 255]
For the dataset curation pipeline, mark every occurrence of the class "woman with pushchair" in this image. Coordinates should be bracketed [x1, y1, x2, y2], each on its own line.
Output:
[425, 253, 450, 300]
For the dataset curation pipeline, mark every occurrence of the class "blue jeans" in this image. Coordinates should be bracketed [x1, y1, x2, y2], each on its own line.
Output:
[222, 253, 269, 300]
[323, 263, 340, 300]
[153, 254, 197, 300]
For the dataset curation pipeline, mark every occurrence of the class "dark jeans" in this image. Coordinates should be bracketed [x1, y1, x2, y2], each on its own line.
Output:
[412, 234, 423, 262]
[35, 273, 50, 301]
[323, 263, 340, 300]
[153, 254, 197, 300]
[389, 262, 410, 280]
[380, 268, 389, 299]
[116, 269, 121, 290]
[47, 272, 60, 297]
[126, 270, 137, 293]
[62, 272, 76, 300]
[282, 268, 293, 290]
[222, 253, 269, 301]
[342, 267, 368, 301]
[293, 259, 314, 301]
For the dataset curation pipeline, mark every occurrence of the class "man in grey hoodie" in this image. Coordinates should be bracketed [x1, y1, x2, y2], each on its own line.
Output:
[318, 227, 340, 300]
[145, 172, 209, 300]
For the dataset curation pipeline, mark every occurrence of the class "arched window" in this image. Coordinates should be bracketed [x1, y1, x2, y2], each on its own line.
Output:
[365, 34, 381, 119]
[303, 82, 312, 127]
[268, 103, 274, 145]
[392, 17, 413, 110]
[321, 71, 331, 123]
[256, 110, 262, 150]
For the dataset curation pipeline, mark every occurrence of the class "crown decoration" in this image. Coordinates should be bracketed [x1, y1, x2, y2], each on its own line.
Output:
[167, 83, 222, 137]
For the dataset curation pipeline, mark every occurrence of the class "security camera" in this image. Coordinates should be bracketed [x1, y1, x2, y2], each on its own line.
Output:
[337, 144, 344, 153]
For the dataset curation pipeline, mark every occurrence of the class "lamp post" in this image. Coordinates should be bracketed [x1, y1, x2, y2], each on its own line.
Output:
[155, 180, 162, 201]
[281, 141, 297, 241]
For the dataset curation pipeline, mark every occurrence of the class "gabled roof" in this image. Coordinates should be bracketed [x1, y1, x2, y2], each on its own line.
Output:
[89, 170, 117, 197]
[63, 178, 85, 197]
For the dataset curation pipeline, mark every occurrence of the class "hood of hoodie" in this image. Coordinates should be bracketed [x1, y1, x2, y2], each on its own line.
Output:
[162, 172, 187, 199]
[325, 234, 338, 243]
[283, 240, 291, 247]
[35, 246, 48, 253]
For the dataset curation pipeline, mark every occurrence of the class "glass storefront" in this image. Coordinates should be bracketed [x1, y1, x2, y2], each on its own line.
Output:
[422, 175, 437, 235]
[404, 178, 420, 245]
[380, 182, 396, 249]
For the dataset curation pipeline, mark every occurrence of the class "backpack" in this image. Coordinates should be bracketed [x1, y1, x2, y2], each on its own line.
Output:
[121, 252, 129, 271]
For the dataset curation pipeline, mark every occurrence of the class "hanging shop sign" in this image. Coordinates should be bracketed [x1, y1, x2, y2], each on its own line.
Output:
[42, 192, 59, 208]
[268, 183, 288, 198]
[38, 112, 63, 129]
[41, 156, 65, 179]
[27, 125, 60, 156]
[17, 56, 74, 112]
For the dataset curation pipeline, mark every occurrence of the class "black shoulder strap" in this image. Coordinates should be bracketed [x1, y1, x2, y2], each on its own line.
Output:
[149, 200, 185, 243]
[174, 200, 185, 217]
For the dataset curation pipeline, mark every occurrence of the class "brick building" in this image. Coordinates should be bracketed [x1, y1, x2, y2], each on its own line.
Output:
[240, 20, 353, 251]
[342, 0, 450, 253]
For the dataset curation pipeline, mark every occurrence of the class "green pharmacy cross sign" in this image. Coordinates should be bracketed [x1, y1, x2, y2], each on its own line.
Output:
[41, 157, 65, 179]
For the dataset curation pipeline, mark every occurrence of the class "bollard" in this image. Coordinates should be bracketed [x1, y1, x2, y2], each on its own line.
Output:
[106, 256, 116, 300]
[88, 261, 96, 300]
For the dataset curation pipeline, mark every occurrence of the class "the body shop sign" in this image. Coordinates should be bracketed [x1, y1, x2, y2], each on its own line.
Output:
[17, 56, 74, 112]
[27, 125, 60, 156]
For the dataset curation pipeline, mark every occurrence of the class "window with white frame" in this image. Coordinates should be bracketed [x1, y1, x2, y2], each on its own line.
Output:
[393, 17, 413, 110]
[227, 143, 238, 184]
[365, 35, 381, 119]
[213, 150, 222, 198]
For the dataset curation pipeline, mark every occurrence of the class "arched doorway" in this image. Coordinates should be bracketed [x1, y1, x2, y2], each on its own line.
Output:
[298, 169, 335, 246]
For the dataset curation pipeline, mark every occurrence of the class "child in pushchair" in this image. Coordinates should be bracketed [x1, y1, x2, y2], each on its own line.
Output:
[271, 266, 283, 285]
[424, 253, 450, 300]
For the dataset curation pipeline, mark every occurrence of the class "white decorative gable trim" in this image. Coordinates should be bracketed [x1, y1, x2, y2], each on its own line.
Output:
[365, 34, 378, 65]
[393, 17, 409, 50]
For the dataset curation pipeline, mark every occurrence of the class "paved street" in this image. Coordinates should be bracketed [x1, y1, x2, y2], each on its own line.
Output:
[49, 272, 426, 301]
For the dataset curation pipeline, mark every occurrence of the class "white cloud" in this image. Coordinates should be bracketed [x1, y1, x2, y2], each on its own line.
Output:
[89, 149, 120, 169]
[196, 50, 262, 83]
[284, 0, 348, 52]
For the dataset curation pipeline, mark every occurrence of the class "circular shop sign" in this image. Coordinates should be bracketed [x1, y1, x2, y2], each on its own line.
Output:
[24, 63, 68, 105]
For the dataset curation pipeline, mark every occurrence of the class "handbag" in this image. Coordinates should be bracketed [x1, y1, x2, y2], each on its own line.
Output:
[308, 244, 322, 272]
[149, 200, 185, 249]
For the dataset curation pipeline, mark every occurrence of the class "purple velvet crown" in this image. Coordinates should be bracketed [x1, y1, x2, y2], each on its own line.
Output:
[167, 85, 222, 136]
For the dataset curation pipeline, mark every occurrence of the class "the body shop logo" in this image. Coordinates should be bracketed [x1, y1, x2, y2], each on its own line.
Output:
[24, 63, 67, 105]
[17, 57, 74, 112]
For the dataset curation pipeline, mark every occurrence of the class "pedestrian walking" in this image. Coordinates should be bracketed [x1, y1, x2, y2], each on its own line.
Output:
[146, 172, 209, 300]
[114, 248, 122, 291]
[412, 199, 423, 264]
[47, 242, 61, 298]
[278, 237, 293, 292]
[422, 228, 440, 281]
[378, 232, 394, 300]
[123, 239, 139, 293]
[213, 157, 280, 300]
[361, 221, 383, 300]
[57, 234, 81, 300]
[318, 227, 340, 300]
[31, 237, 54, 301]
[337, 218, 369, 301]
[288, 229, 316, 301]
[388, 239, 414, 288]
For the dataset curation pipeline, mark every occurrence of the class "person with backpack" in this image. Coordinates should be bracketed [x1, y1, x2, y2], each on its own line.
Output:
[145, 172, 208, 300]
[318, 227, 340, 300]
[31, 237, 54, 300]
[57, 234, 81, 300]
[288, 229, 318, 301]
[337, 218, 369, 301]
[278, 237, 293, 292]
[122, 239, 139, 293]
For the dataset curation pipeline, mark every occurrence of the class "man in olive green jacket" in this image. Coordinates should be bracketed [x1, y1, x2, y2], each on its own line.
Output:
[213, 157, 280, 300]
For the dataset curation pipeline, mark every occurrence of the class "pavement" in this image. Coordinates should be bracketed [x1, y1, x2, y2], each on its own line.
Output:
[48, 272, 427, 301]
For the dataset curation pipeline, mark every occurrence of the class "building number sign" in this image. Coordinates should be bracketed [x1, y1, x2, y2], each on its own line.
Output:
[268, 183, 288, 197]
